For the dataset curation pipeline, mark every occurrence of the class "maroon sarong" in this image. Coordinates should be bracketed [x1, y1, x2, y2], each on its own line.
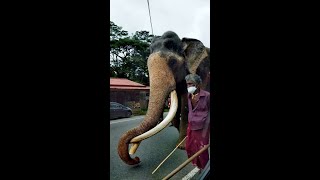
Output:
[185, 125, 210, 169]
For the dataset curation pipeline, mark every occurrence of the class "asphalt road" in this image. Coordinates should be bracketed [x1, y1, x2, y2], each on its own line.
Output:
[110, 113, 200, 180]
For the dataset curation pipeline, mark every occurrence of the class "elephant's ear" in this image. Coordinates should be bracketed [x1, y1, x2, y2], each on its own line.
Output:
[181, 38, 208, 74]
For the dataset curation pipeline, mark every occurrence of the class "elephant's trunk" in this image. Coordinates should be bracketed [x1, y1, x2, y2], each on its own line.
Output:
[130, 91, 178, 148]
[117, 52, 177, 165]
[117, 130, 141, 165]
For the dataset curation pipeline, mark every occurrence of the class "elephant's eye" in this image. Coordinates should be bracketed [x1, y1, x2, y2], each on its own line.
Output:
[168, 58, 176, 67]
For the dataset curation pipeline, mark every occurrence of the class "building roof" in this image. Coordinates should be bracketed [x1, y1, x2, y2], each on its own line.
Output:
[110, 78, 150, 90]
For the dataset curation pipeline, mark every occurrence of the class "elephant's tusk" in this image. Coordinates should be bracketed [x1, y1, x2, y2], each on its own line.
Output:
[129, 90, 178, 153]
[129, 142, 141, 155]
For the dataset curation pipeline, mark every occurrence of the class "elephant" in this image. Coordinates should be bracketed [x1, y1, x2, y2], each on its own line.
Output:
[117, 31, 210, 165]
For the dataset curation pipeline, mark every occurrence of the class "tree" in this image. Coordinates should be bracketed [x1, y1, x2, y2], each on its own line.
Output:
[110, 21, 128, 40]
[109, 21, 155, 85]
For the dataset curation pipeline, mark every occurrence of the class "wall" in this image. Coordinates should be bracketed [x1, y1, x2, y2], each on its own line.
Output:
[110, 90, 149, 109]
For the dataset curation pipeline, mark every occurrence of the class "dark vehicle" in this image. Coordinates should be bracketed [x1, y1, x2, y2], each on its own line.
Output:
[110, 102, 132, 119]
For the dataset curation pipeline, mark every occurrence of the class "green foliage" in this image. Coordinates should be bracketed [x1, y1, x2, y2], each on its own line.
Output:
[110, 21, 128, 40]
[110, 21, 156, 86]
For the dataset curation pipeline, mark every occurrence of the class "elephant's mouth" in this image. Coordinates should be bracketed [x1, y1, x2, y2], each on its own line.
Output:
[128, 90, 178, 155]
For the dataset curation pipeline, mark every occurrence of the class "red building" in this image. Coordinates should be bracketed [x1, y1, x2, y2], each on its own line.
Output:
[110, 78, 150, 109]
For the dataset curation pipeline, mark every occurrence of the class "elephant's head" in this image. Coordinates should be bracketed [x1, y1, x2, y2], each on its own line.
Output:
[117, 31, 210, 165]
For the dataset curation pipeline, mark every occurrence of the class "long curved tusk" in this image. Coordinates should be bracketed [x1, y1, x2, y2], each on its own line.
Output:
[129, 90, 178, 148]
[129, 142, 141, 155]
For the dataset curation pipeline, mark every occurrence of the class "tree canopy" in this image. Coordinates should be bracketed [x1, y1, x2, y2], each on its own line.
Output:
[110, 21, 156, 86]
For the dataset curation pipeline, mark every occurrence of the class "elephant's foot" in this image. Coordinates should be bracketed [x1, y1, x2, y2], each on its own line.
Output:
[178, 144, 185, 149]
[177, 140, 186, 150]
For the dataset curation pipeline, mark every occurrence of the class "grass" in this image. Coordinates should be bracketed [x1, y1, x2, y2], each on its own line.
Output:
[133, 108, 148, 116]
[136, 110, 147, 115]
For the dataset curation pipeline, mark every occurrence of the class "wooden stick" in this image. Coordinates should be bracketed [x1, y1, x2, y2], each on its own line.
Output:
[152, 136, 187, 174]
[162, 144, 210, 180]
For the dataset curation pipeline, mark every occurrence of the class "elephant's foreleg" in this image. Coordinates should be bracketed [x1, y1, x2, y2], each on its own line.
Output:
[158, 104, 165, 124]
[177, 93, 188, 149]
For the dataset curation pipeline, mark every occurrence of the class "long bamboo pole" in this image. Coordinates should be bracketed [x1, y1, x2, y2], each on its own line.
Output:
[162, 144, 210, 180]
[152, 136, 187, 174]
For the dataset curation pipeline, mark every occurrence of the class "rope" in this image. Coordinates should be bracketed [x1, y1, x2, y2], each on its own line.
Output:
[147, 0, 154, 35]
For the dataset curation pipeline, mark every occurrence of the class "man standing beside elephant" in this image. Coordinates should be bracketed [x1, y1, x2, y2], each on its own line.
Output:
[185, 74, 210, 171]
[117, 31, 211, 166]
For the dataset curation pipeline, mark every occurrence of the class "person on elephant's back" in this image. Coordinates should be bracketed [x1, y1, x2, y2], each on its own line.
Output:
[185, 74, 210, 170]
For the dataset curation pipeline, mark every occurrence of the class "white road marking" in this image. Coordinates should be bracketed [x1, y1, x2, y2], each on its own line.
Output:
[182, 167, 200, 180]
[110, 112, 169, 125]
[110, 116, 144, 124]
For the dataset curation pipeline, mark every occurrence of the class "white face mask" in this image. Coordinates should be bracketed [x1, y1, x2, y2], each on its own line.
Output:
[187, 86, 197, 94]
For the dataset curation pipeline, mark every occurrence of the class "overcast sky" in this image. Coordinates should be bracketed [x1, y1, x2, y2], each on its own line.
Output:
[110, 0, 210, 47]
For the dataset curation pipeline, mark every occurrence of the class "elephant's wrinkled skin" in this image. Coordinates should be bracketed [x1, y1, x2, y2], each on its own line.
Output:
[118, 31, 210, 165]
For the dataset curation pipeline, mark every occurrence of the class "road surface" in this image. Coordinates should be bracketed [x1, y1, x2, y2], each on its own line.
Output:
[109, 113, 202, 180]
